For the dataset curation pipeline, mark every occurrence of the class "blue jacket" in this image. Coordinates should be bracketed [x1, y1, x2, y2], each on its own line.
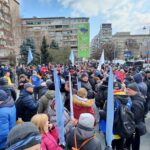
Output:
[0, 105, 16, 149]
[16, 90, 38, 121]
[31, 75, 41, 87]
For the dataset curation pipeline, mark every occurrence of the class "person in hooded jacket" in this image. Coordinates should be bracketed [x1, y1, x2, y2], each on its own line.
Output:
[133, 73, 147, 98]
[66, 113, 102, 150]
[0, 90, 16, 150]
[0, 77, 16, 101]
[125, 83, 146, 150]
[95, 77, 108, 109]
[16, 83, 38, 121]
[80, 73, 95, 99]
[144, 68, 150, 114]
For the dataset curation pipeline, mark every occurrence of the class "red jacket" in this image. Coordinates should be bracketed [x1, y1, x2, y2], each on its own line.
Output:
[41, 127, 63, 150]
[73, 95, 96, 121]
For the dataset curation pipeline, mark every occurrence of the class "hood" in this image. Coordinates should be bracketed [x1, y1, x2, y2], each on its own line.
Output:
[133, 73, 143, 83]
[75, 124, 95, 141]
[45, 90, 55, 99]
[0, 96, 14, 108]
[19, 90, 32, 98]
[73, 95, 94, 107]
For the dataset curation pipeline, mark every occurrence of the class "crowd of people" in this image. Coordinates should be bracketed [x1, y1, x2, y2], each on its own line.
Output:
[0, 62, 150, 150]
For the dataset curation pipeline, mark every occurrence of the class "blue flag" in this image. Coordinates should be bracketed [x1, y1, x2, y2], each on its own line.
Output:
[69, 49, 75, 66]
[77, 77, 81, 90]
[27, 48, 33, 64]
[106, 67, 114, 147]
[53, 68, 65, 144]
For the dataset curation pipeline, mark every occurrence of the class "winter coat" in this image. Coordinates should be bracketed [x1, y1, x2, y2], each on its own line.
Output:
[115, 70, 125, 82]
[16, 90, 38, 121]
[73, 95, 95, 121]
[38, 90, 55, 113]
[95, 84, 108, 109]
[144, 77, 150, 99]
[0, 85, 16, 101]
[31, 75, 41, 87]
[18, 80, 28, 91]
[41, 127, 63, 150]
[81, 80, 95, 99]
[133, 73, 147, 97]
[130, 94, 146, 134]
[47, 107, 74, 135]
[0, 98, 16, 149]
[66, 124, 102, 150]
[38, 86, 48, 99]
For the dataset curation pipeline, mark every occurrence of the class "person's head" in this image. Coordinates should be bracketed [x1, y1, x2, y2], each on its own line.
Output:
[126, 83, 139, 96]
[46, 79, 55, 90]
[4, 71, 10, 77]
[64, 81, 70, 92]
[145, 68, 150, 79]
[31, 114, 49, 134]
[77, 88, 87, 98]
[114, 81, 122, 90]
[0, 77, 8, 86]
[81, 73, 89, 82]
[78, 113, 95, 129]
[24, 83, 34, 93]
[19, 74, 27, 81]
[6, 122, 41, 150]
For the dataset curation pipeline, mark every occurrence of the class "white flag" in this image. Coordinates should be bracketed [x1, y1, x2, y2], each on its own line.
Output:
[97, 50, 105, 70]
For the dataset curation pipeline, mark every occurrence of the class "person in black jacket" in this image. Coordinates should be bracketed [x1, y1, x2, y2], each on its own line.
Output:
[0, 77, 16, 101]
[66, 113, 102, 150]
[18, 74, 28, 91]
[16, 83, 38, 121]
[125, 83, 146, 150]
[80, 73, 95, 99]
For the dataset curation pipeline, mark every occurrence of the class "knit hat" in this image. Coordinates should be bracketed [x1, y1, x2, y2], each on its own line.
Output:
[81, 73, 88, 79]
[6, 122, 41, 150]
[0, 77, 8, 86]
[127, 83, 140, 92]
[0, 90, 9, 101]
[78, 113, 95, 128]
[24, 83, 33, 90]
[77, 88, 87, 98]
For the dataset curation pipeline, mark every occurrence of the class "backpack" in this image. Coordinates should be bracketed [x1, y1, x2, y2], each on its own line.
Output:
[72, 128, 95, 150]
[113, 97, 135, 138]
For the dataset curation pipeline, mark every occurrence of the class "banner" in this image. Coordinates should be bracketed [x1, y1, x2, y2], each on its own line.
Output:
[77, 23, 90, 58]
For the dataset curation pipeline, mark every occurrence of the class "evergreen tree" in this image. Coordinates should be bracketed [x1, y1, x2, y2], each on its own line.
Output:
[20, 38, 39, 64]
[40, 36, 49, 64]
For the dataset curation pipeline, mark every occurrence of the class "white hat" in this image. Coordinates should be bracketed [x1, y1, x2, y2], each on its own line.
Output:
[78, 113, 95, 128]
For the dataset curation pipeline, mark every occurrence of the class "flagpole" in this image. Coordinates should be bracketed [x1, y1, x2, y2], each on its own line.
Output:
[69, 73, 74, 120]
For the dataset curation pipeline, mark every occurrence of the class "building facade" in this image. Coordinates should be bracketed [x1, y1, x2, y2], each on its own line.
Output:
[113, 32, 150, 59]
[91, 23, 112, 57]
[21, 17, 89, 57]
[0, 0, 20, 64]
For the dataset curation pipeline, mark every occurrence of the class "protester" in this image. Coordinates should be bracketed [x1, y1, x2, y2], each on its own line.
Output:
[125, 83, 146, 150]
[4, 71, 12, 86]
[31, 71, 42, 100]
[16, 83, 38, 121]
[0, 90, 16, 150]
[18, 74, 28, 91]
[31, 114, 63, 150]
[6, 122, 41, 150]
[73, 88, 96, 121]
[66, 113, 102, 150]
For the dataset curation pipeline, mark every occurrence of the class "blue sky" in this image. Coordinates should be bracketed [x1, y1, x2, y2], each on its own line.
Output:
[20, 0, 150, 40]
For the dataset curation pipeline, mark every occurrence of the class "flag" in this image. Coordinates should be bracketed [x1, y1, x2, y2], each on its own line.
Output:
[53, 68, 65, 144]
[105, 67, 114, 147]
[97, 50, 105, 70]
[27, 47, 33, 64]
[69, 49, 75, 66]
[69, 73, 74, 119]
[77, 77, 81, 90]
